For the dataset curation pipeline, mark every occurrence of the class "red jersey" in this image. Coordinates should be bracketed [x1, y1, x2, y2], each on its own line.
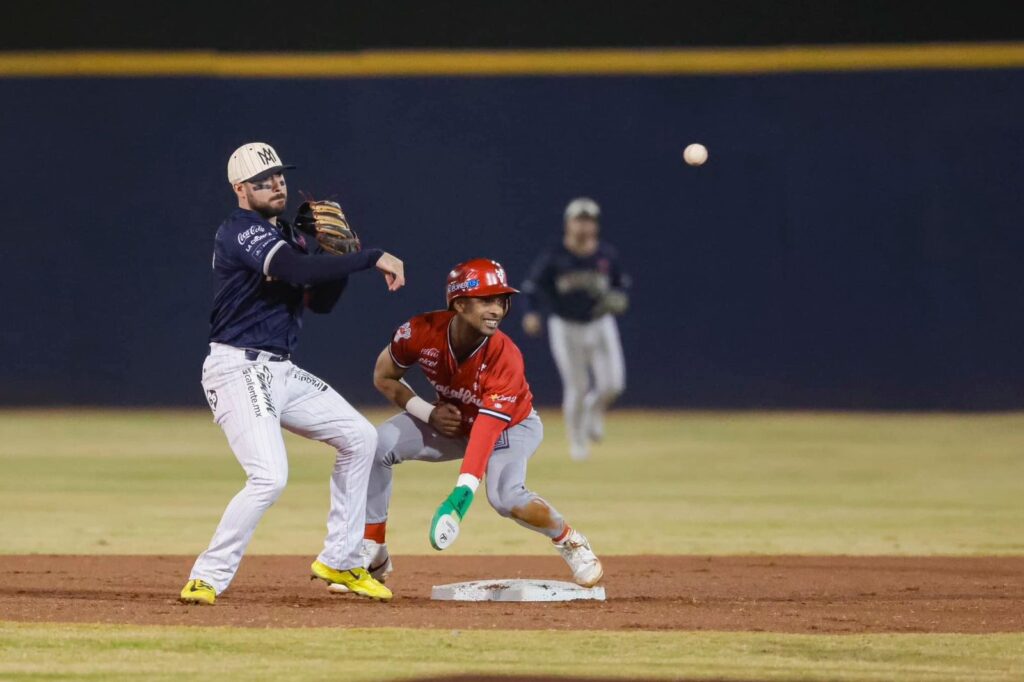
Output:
[389, 310, 534, 432]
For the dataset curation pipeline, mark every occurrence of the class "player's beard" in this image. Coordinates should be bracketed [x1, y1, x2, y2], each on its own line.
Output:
[246, 187, 287, 219]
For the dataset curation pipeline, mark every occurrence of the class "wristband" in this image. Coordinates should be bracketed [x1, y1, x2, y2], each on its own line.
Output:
[456, 473, 480, 493]
[406, 396, 434, 423]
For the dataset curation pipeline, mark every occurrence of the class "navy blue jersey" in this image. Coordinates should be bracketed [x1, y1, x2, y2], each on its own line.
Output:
[209, 208, 315, 354]
[521, 242, 630, 322]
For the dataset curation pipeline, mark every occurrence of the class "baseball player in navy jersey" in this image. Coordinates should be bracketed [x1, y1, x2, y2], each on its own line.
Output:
[521, 198, 629, 461]
[180, 142, 403, 605]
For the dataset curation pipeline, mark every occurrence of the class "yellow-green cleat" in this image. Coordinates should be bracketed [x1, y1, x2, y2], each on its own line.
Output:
[180, 579, 216, 605]
[310, 561, 393, 601]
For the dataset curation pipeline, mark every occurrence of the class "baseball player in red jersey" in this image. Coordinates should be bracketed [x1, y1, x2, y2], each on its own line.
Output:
[361, 258, 603, 587]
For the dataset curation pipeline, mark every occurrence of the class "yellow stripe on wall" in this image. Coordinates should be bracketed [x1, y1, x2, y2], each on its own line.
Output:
[3, 43, 1024, 78]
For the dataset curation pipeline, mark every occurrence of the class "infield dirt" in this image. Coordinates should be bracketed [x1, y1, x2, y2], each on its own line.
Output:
[1, 555, 1021, 633]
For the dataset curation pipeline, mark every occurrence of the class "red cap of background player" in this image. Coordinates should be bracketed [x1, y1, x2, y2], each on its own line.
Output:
[445, 258, 520, 309]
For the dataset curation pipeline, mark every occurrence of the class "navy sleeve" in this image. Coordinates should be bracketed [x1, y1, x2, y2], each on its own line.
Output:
[520, 249, 555, 314]
[267, 246, 384, 287]
[221, 222, 288, 274]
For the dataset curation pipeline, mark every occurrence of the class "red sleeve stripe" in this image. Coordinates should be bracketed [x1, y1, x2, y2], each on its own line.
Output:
[478, 407, 512, 422]
[388, 346, 415, 369]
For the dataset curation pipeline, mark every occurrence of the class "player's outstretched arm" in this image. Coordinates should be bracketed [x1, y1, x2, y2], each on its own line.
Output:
[267, 246, 405, 291]
[267, 245, 383, 286]
[428, 414, 506, 551]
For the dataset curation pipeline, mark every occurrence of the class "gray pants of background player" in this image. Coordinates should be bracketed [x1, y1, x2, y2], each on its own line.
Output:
[548, 313, 626, 459]
[366, 410, 565, 538]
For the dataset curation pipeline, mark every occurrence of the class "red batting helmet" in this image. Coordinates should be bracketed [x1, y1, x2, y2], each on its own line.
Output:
[445, 258, 520, 309]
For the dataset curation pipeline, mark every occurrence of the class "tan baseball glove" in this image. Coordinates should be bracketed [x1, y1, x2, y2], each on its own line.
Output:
[294, 200, 361, 255]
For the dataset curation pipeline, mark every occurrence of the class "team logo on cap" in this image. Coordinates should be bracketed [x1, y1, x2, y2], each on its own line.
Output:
[256, 146, 278, 166]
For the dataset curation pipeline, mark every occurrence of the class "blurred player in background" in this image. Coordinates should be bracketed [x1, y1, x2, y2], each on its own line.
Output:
[180, 142, 404, 606]
[521, 197, 630, 461]
[360, 259, 603, 588]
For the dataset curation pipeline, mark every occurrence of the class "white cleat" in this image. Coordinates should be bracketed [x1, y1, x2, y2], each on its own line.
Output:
[360, 539, 393, 583]
[554, 529, 604, 587]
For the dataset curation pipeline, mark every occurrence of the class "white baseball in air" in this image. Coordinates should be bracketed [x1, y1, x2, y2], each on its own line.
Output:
[683, 143, 708, 166]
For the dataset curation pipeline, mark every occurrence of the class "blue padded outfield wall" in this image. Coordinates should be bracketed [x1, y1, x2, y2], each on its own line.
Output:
[2, 69, 1023, 409]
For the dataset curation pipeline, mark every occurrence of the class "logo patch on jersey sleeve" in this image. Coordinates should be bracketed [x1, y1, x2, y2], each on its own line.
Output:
[237, 225, 266, 245]
[394, 322, 412, 342]
[236, 224, 280, 261]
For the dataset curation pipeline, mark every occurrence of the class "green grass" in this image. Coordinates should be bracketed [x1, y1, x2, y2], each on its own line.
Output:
[1, 409, 1022, 681]
[0, 623, 1021, 681]
[1, 409, 1023, 556]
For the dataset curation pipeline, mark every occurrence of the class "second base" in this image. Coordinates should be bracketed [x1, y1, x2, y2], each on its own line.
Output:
[431, 579, 606, 602]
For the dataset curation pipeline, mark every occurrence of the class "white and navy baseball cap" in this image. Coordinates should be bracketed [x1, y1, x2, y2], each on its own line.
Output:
[227, 142, 296, 184]
[564, 197, 600, 221]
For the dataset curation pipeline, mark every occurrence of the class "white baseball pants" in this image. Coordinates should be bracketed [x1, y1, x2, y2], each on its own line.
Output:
[190, 343, 377, 593]
[548, 314, 626, 459]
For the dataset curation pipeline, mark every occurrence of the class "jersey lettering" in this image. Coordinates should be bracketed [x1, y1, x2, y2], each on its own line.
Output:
[555, 270, 610, 296]
[389, 311, 533, 431]
[522, 242, 629, 322]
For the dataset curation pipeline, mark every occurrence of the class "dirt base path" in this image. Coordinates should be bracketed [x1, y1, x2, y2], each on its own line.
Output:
[1, 555, 1021, 633]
